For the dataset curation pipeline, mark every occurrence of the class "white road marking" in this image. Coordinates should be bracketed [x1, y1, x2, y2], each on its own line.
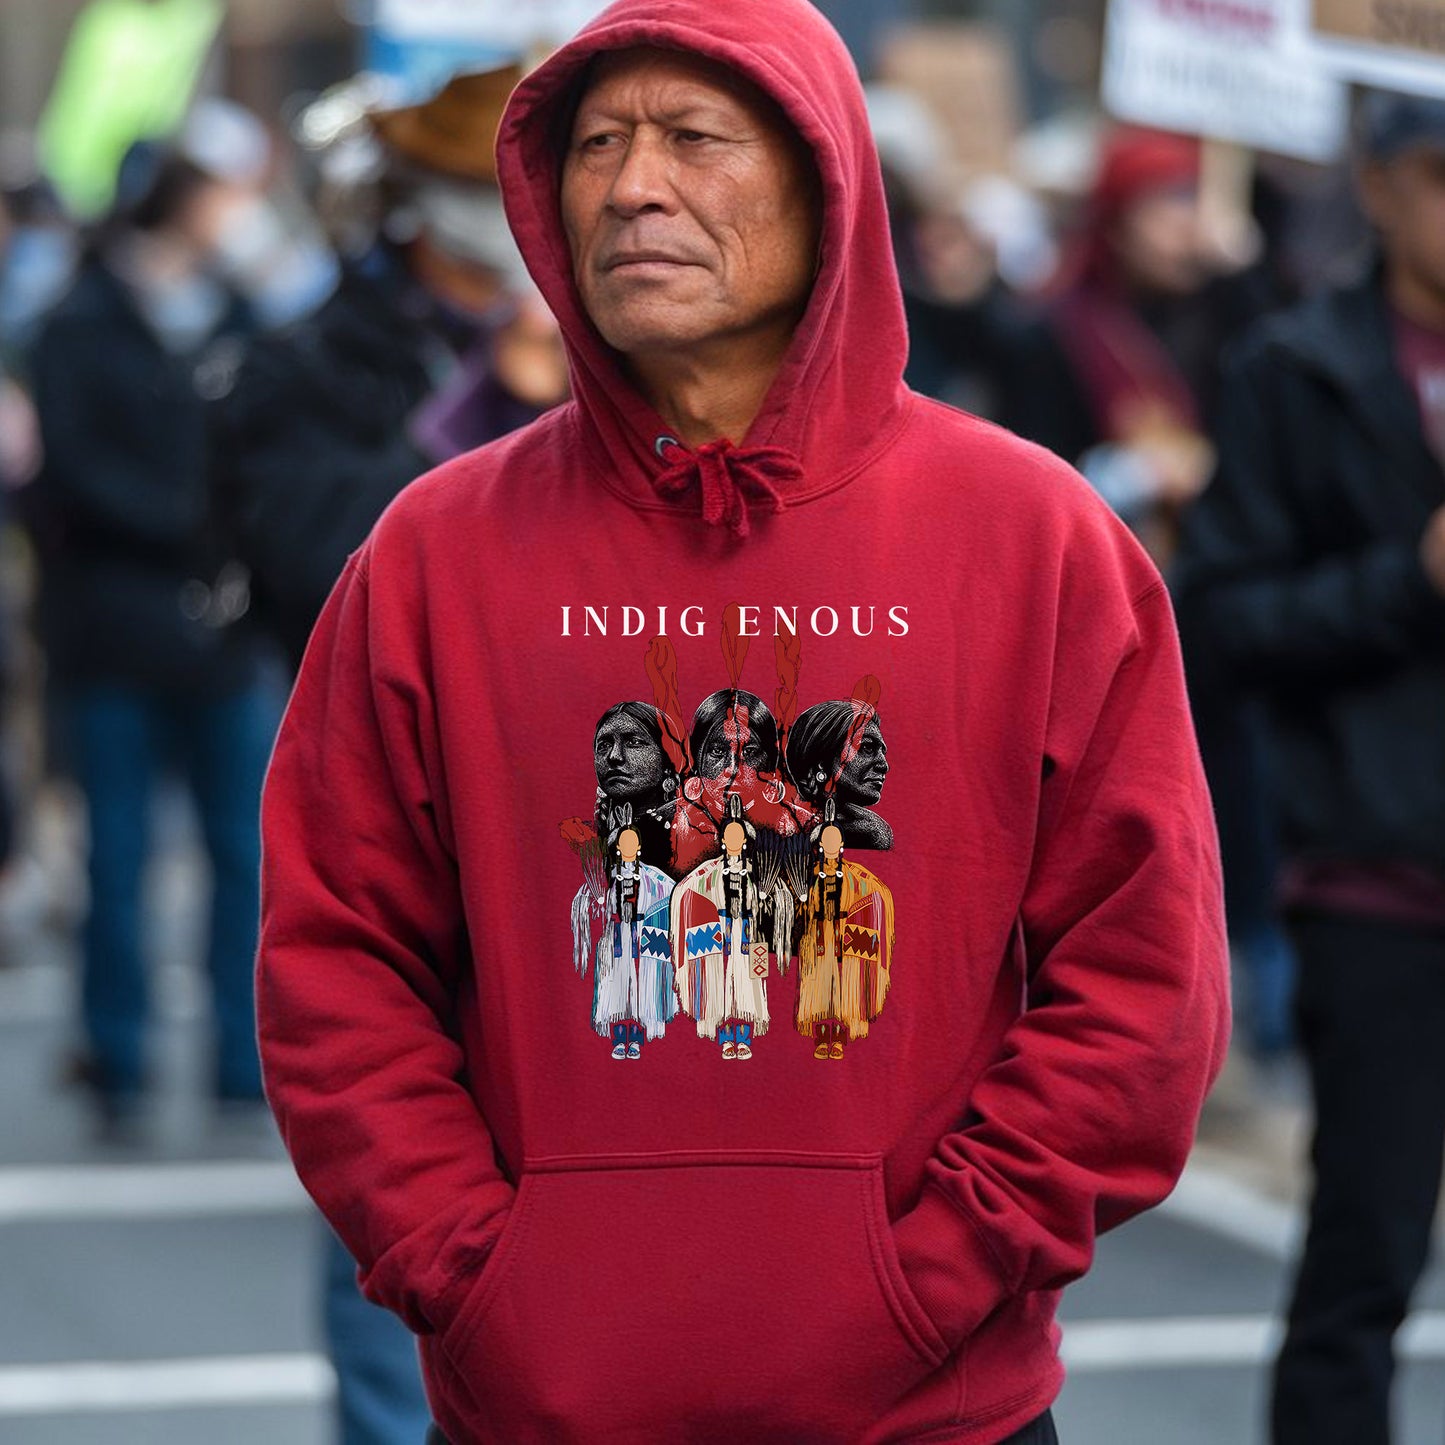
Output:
[0, 959, 202, 1025]
[1156, 1157, 1301, 1260]
[0, 1155, 1302, 1237]
[6, 1313, 1445, 1415]
[1062, 1312, 1445, 1372]
[0, 1162, 308, 1223]
[0, 1355, 335, 1415]
[0, 1155, 1303, 1244]
[1063, 1314, 1282, 1370]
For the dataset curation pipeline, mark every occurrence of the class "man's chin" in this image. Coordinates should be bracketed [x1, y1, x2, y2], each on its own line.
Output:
[589, 299, 722, 356]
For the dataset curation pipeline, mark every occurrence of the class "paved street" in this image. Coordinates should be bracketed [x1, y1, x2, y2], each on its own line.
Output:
[3, 790, 1444, 1444]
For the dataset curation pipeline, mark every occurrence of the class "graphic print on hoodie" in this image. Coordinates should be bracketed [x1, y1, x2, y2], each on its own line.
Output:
[567, 607, 898, 1063]
[256, 1, 1231, 1442]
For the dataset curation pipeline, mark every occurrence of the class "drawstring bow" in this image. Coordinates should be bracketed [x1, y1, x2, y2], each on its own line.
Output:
[652, 438, 801, 538]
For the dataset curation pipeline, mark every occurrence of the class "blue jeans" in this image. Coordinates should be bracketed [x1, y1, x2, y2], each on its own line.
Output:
[68, 678, 281, 1099]
[326, 1229, 432, 1445]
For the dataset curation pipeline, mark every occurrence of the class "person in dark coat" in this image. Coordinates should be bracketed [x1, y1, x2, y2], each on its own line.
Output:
[207, 66, 568, 1445]
[1176, 92, 1445, 1445]
[1010, 128, 1218, 563]
[1015, 125, 1299, 1057]
[28, 143, 282, 1132]
[209, 64, 567, 672]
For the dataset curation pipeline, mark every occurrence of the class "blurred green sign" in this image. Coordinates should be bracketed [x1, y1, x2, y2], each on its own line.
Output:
[37, 0, 224, 220]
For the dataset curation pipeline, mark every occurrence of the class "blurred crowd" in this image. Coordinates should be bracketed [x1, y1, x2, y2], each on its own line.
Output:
[0, 5, 1382, 1084]
[0, 1, 1442, 1443]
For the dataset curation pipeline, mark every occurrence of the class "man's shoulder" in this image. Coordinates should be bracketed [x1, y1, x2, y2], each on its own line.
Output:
[903, 392, 1160, 598]
[371, 405, 578, 540]
[1226, 272, 1384, 387]
[904, 393, 1110, 521]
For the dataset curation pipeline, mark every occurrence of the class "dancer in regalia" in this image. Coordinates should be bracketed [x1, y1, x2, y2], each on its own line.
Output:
[671, 796, 792, 1059]
[794, 803, 895, 1059]
[572, 811, 677, 1058]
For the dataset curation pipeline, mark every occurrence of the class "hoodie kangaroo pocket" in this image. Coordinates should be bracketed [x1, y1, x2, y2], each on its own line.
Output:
[440, 1150, 950, 1443]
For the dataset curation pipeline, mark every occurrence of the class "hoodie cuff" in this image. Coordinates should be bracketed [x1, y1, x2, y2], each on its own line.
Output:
[892, 1182, 1014, 1353]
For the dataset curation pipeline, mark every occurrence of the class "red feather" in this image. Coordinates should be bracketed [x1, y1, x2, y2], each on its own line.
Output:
[720, 603, 749, 689]
[774, 631, 802, 735]
[645, 635, 690, 772]
[828, 676, 883, 791]
[559, 817, 598, 852]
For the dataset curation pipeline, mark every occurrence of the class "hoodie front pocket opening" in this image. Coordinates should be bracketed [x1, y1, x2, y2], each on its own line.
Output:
[441, 1153, 946, 1443]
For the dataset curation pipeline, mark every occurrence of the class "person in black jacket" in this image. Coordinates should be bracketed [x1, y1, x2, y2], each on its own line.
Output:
[207, 66, 567, 1445]
[29, 144, 282, 1135]
[1176, 92, 1445, 1445]
[210, 64, 567, 673]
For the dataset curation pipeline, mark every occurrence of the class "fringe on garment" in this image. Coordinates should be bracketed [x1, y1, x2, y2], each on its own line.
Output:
[769, 886, 793, 974]
[571, 886, 594, 977]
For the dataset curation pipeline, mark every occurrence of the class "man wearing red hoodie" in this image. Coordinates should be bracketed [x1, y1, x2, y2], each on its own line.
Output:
[257, 3, 1230, 1442]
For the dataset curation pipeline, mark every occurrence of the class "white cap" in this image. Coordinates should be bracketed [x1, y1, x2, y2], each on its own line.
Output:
[180, 98, 272, 187]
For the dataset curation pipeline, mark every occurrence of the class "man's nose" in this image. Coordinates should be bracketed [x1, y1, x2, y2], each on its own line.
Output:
[606, 130, 675, 216]
[607, 738, 627, 763]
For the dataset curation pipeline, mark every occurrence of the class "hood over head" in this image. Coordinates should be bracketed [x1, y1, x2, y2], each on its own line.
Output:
[496, 0, 909, 536]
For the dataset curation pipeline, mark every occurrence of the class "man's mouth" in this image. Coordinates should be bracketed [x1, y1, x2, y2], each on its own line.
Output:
[604, 251, 696, 271]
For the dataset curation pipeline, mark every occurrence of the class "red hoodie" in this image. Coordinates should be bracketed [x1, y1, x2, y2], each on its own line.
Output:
[257, 2, 1231, 1441]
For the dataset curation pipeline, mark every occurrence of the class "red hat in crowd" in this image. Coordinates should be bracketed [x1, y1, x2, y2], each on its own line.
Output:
[1090, 127, 1201, 224]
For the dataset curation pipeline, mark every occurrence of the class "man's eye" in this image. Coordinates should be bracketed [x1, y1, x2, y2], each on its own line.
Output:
[578, 132, 618, 151]
[675, 130, 711, 144]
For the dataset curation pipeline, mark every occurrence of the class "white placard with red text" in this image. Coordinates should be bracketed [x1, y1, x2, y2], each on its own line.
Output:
[1103, 0, 1349, 161]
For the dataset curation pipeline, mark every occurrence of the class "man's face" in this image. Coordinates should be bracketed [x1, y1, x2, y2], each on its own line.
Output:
[594, 714, 668, 800]
[1362, 147, 1445, 303]
[561, 47, 820, 364]
[837, 719, 888, 806]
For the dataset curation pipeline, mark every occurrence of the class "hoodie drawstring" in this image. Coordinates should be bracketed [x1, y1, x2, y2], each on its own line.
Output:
[652, 438, 801, 538]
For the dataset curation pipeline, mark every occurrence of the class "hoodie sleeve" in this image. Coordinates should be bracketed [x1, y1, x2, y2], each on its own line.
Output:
[1175, 345, 1445, 686]
[257, 547, 514, 1336]
[892, 578, 1230, 1351]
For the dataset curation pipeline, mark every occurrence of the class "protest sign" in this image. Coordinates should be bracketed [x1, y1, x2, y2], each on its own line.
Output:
[1310, 0, 1445, 97]
[1103, 0, 1349, 161]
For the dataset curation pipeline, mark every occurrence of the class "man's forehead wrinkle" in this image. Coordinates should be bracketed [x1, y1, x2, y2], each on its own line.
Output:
[573, 81, 760, 133]
[573, 46, 795, 135]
